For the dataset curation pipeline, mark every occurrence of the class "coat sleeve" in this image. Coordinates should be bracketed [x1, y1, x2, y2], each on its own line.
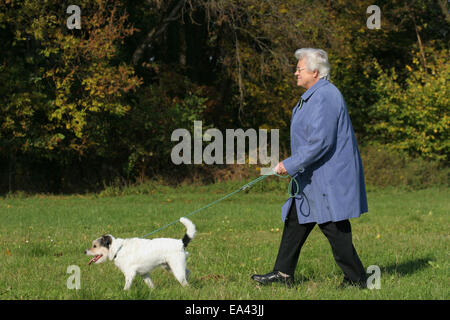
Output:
[283, 94, 339, 176]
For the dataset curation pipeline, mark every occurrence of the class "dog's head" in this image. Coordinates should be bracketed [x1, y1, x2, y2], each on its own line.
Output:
[85, 235, 114, 265]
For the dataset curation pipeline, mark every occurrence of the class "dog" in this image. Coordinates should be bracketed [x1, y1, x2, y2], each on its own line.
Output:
[85, 217, 196, 290]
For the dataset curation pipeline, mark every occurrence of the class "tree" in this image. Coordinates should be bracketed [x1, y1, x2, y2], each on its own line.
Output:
[0, 0, 141, 191]
[367, 48, 449, 161]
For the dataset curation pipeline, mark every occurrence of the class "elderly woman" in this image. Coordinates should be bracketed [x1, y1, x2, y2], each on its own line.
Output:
[252, 48, 368, 288]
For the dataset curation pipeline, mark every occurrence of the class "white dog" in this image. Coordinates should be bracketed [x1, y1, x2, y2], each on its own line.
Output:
[85, 217, 196, 290]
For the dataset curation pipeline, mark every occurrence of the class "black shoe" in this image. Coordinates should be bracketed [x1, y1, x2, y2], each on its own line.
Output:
[251, 271, 294, 286]
[338, 277, 367, 289]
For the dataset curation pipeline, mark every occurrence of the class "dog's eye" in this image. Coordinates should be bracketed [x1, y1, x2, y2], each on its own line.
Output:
[93, 245, 97, 248]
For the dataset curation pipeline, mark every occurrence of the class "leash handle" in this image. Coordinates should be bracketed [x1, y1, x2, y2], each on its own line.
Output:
[266, 167, 300, 198]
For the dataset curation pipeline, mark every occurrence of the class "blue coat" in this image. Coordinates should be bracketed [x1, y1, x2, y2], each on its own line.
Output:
[282, 79, 368, 224]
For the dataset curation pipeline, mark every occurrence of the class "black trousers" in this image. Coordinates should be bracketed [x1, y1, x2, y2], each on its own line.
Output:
[273, 203, 366, 282]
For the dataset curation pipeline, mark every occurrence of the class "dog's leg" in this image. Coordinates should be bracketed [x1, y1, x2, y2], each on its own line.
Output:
[167, 254, 188, 287]
[123, 271, 136, 290]
[142, 274, 155, 289]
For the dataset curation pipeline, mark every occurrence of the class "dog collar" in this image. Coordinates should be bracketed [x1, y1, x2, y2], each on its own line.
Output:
[113, 244, 123, 260]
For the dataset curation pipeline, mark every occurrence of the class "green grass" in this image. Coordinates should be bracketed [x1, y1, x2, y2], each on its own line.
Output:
[0, 183, 448, 300]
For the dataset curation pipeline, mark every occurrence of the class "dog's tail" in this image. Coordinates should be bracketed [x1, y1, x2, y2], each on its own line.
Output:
[179, 217, 196, 248]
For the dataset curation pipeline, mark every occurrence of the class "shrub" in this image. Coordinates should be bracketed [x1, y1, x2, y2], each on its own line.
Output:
[366, 49, 449, 162]
[361, 145, 449, 189]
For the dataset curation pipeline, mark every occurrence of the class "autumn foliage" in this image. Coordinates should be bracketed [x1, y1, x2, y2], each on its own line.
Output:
[0, 0, 448, 193]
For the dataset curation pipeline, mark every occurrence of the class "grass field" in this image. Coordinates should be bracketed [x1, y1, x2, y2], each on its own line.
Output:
[0, 180, 448, 300]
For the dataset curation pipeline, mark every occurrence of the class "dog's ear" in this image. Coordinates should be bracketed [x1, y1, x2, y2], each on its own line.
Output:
[100, 235, 112, 248]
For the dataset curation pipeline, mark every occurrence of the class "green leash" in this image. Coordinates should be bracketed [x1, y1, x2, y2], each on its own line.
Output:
[142, 170, 300, 238]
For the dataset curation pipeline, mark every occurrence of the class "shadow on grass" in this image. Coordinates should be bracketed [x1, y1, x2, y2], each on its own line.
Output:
[380, 256, 433, 276]
[290, 256, 434, 286]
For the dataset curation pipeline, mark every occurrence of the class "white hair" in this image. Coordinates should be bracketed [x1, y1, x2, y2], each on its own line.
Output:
[295, 48, 331, 80]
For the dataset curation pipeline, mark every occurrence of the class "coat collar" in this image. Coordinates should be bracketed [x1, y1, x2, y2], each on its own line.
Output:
[301, 78, 330, 101]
